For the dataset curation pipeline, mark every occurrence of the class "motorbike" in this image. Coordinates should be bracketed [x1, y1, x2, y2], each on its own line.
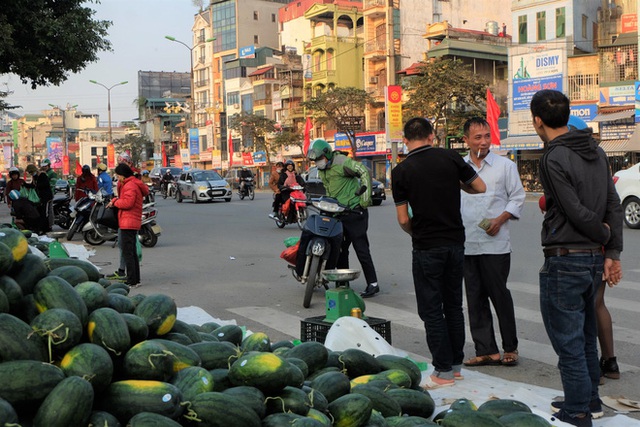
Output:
[238, 177, 255, 200]
[273, 185, 307, 230]
[145, 183, 156, 204]
[160, 179, 177, 200]
[66, 189, 96, 241]
[82, 190, 161, 248]
[52, 193, 72, 229]
[283, 195, 361, 308]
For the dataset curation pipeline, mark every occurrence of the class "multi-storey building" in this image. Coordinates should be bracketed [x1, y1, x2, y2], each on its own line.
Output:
[15, 115, 51, 167]
[77, 127, 133, 170]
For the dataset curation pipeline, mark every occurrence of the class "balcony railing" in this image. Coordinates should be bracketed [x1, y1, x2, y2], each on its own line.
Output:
[365, 40, 386, 53]
[312, 70, 336, 80]
[364, 0, 386, 8]
[311, 35, 359, 48]
[195, 79, 210, 87]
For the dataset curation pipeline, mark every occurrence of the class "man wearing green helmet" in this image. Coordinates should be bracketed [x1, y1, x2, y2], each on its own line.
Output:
[304, 138, 380, 298]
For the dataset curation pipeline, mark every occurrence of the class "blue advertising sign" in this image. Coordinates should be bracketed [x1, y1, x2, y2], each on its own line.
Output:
[570, 104, 598, 122]
[635, 82, 640, 123]
[239, 45, 255, 59]
[355, 134, 376, 153]
[513, 75, 563, 111]
[189, 128, 199, 155]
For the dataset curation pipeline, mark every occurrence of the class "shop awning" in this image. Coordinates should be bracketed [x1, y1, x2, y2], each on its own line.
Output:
[499, 136, 543, 150]
[592, 110, 634, 122]
[599, 123, 640, 153]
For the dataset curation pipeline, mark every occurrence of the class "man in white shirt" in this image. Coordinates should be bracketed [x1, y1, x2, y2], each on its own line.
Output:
[460, 117, 525, 367]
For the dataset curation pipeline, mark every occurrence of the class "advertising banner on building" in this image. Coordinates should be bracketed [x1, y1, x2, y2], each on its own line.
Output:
[189, 128, 199, 155]
[46, 137, 63, 169]
[511, 49, 564, 111]
[636, 82, 640, 123]
[600, 84, 635, 107]
[253, 151, 267, 166]
[334, 132, 387, 156]
[107, 144, 116, 169]
[180, 148, 191, 165]
[239, 45, 256, 59]
[385, 86, 403, 142]
[241, 152, 254, 166]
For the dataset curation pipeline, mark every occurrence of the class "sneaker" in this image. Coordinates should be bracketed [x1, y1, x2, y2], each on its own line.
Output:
[552, 409, 593, 427]
[268, 213, 276, 219]
[551, 398, 604, 419]
[106, 270, 126, 280]
[421, 374, 455, 390]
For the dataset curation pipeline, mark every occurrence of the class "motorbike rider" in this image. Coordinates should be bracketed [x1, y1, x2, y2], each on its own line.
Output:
[277, 160, 305, 216]
[299, 139, 380, 298]
[8, 190, 42, 233]
[74, 165, 99, 202]
[97, 163, 114, 197]
[5, 167, 25, 207]
[141, 170, 152, 185]
[40, 158, 58, 193]
[268, 161, 284, 219]
[161, 169, 175, 195]
[238, 166, 254, 195]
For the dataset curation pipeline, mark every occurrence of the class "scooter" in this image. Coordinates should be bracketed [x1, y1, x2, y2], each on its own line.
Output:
[52, 192, 72, 230]
[238, 177, 255, 200]
[282, 195, 361, 308]
[66, 189, 96, 241]
[273, 185, 307, 230]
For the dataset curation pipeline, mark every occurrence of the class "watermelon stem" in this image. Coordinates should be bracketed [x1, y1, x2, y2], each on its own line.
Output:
[181, 402, 202, 422]
[101, 340, 121, 356]
[30, 323, 69, 363]
[265, 396, 287, 414]
[147, 351, 171, 369]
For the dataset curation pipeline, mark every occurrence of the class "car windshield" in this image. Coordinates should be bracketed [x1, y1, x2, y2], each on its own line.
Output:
[193, 171, 222, 181]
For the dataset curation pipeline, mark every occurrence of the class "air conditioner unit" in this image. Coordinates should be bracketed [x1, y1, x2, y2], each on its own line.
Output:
[369, 76, 378, 84]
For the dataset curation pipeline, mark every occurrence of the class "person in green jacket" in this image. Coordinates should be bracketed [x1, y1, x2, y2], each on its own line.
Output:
[306, 138, 380, 298]
[40, 158, 58, 192]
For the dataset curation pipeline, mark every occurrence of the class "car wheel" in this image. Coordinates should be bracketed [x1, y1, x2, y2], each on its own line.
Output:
[176, 190, 183, 203]
[623, 196, 640, 229]
[192, 192, 199, 204]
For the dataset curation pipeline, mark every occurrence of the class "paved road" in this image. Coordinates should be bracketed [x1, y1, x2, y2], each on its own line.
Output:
[1, 191, 638, 418]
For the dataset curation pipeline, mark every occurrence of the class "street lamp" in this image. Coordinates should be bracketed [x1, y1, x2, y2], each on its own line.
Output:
[26, 122, 46, 163]
[48, 103, 78, 158]
[89, 80, 129, 147]
[165, 35, 216, 130]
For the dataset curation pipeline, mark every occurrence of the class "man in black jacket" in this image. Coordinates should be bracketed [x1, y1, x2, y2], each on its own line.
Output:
[531, 90, 623, 427]
[25, 164, 53, 233]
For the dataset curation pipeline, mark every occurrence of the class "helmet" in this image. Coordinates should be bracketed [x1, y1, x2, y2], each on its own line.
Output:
[41, 158, 51, 167]
[9, 167, 19, 175]
[9, 190, 20, 201]
[164, 169, 172, 174]
[307, 139, 333, 161]
[117, 152, 132, 165]
[25, 164, 38, 175]
[568, 115, 588, 130]
[275, 161, 284, 167]
[97, 163, 107, 171]
[82, 165, 91, 172]
[241, 165, 247, 169]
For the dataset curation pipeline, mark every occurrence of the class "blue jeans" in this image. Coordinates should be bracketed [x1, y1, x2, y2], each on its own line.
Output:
[412, 245, 465, 373]
[540, 253, 602, 417]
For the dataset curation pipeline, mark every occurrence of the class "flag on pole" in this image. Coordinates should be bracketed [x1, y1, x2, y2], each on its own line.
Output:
[303, 117, 313, 155]
[75, 160, 82, 176]
[161, 144, 167, 167]
[486, 88, 501, 146]
[96, 155, 101, 165]
[228, 131, 234, 167]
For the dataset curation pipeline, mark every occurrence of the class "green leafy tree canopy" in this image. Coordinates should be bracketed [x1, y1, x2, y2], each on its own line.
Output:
[402, 59, 488, 145]
[228, 112, 277, 166]
[301, 87, 373, 153]
[0, 0, 112, 90]
[114, 134, 150, 168]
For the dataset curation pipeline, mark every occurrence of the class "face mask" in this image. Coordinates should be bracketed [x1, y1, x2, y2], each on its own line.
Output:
[316, 158, 328, 170]
[276, 168, 282, 173]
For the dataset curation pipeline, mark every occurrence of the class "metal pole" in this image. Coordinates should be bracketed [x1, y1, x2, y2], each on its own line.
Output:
[107, 87, 113, 146]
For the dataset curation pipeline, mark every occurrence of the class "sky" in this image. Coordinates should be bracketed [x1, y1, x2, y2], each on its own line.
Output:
[4, 0, 201, 125]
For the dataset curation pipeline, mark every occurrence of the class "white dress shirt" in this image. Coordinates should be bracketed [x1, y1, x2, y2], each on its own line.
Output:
[461, 151, 525, 255]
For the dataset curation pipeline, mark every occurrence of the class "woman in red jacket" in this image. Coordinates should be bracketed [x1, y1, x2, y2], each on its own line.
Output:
[106, 163, 149, 287]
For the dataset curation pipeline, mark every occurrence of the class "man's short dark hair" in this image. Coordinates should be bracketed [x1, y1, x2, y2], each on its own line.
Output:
[463, 117, 490, 136]
[403, 118, 433, 141]
[115, 163, 134, 178]
[530, 90, 570, 129]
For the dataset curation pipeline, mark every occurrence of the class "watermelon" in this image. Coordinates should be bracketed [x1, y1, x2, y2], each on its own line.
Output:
[59, 343, 114, 393]
[0, 228, 29, 264]
[134, 294, 177, 336]
[33, 376, 94, 427]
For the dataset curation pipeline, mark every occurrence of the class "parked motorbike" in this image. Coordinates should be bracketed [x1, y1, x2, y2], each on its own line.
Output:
[66, 189, 96, 241]
[52, 193, 72, 229]
[283, 196, 361, 308]
[238, 177, 255, 200]
[145, 183, 155, 204]
[273, 185, 307, 230]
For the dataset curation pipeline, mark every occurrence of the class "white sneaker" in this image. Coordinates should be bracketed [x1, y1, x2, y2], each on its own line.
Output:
[268, 213, 276, 219]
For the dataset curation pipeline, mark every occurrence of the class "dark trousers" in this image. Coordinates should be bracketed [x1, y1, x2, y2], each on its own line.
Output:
[37, 201, 51, 233]
[120, 229, 140, 285]
[272, 193, 283, 213]
[337, 210, 377, 285]
[464, 254, 518, 356]
[412, 245, 465, 373]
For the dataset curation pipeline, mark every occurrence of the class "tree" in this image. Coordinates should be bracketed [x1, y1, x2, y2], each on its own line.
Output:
[114, 134, 150, 168]
[0, 1, 112, 91]
[228, 112, 277, 166]
[402, 59, 488, 145]
[301, 87, 373, 154]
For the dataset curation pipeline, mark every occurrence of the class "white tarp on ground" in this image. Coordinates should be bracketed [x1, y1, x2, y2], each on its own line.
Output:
[177, 306, 640, 427]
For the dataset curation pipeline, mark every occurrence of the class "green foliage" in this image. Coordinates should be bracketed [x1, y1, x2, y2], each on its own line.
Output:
[402, 59, 488, 144]
[301, 87, 373, 153]
[272, 130, 303, 153]
[228, 112, 277, 164]
[114, 134, 150, 168]
[0, 0, 112, 90]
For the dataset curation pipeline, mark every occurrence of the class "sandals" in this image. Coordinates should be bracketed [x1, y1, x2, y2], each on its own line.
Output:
[501, 350, 519, 366]
[463, 354, 501, 366]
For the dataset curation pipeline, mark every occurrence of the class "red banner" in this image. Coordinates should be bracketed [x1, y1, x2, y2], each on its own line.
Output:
[228, 132, 234, 167]
[107, 145, 115, 169]
[303, 117, 313, 155]
[62, 156, 70, 176]
[75, 160, 82, 176]
[161, 144, 167, 167]
[486, 88, 501, 146]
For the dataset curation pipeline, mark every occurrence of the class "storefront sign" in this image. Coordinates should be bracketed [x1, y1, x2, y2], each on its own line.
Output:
[635, 82, 640, 123]
[242, 152, 254, 166]
[511, 49, 564, 111]
[239, 45, 255, 59]
[600, 123, 636, 140]
[621, 14, 638, 33]
[189, 128, 199, 155]
[180, 148, 191, 165]
[385, 86, 403, 142]
[570, 104, 598, 122]
[600, 85, 635, 106]
[253, 151, 267, 165]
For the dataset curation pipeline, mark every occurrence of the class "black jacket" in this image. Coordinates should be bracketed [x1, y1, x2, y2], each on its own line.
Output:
[539, 128, 622, 259]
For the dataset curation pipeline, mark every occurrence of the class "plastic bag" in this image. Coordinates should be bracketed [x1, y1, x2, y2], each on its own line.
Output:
[280, 241, 299, 265]
[20, 186, 40, 204]
[136, 237, 142, 262]
[284, 236, 300, 248]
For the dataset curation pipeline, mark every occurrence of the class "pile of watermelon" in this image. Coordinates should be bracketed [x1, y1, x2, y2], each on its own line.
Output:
[0, 227, 550, 426]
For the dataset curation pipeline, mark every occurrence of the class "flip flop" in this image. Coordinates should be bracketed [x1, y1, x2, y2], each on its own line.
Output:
[501, 351, 519, 366]
[463, 354, 501, 366]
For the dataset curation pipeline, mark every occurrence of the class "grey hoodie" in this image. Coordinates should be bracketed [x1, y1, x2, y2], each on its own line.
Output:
[539, 128, 622, 259]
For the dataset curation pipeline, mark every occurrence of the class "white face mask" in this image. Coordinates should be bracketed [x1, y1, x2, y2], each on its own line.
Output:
[276, 168, 282, 173]
[316, 158, 328, 170]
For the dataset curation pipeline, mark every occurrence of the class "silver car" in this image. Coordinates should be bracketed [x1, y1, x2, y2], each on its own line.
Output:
[176, 169, 232, 203]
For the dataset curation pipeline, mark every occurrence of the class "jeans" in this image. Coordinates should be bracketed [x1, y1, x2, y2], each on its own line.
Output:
[540, 253, 602, 417]
[412, 245, 465, 373]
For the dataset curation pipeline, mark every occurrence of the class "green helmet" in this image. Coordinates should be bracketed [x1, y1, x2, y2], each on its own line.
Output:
[307, 138, 333, 161]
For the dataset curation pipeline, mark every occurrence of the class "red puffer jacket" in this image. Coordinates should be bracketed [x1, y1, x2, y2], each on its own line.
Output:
[113, 176, 149, 230]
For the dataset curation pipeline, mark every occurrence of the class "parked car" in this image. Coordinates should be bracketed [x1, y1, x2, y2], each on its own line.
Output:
[54, 179, 70, 195]
[150, 167, 182, 191]
[301, 166, 386, 205]
[224, 167, 258, 189]
[176, 169, 232, 203]
[614, 162, 640, 229]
